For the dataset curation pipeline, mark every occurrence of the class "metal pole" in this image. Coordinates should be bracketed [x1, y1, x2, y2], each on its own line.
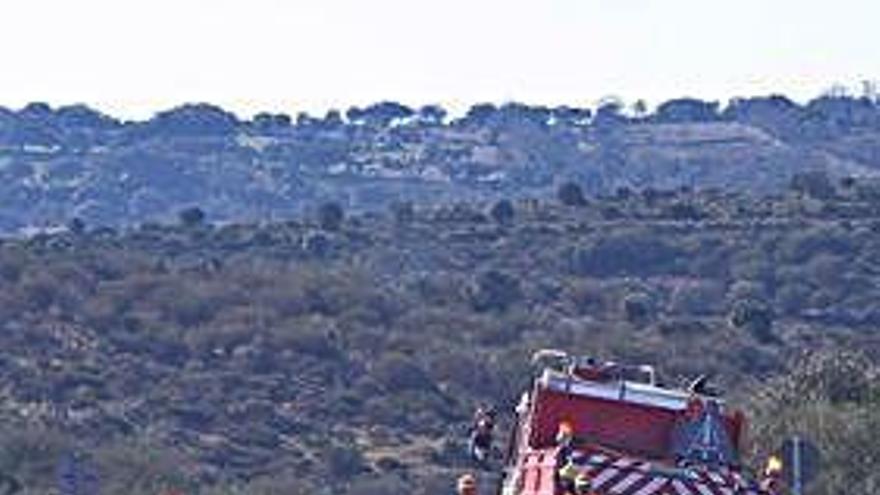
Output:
[792, 435, 803, 495]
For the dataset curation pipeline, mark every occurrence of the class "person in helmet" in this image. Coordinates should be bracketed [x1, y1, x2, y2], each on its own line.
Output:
[556, 421, 575, 445]
[469, 406, 496, 464]
[557, 459, 579, 495]
[760, 455, 783, 493]
[555, 420, 577, 464]
[457, 473, 478, 495]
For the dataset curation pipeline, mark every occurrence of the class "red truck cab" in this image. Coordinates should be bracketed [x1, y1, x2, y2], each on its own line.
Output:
[500, 352, 775, 495]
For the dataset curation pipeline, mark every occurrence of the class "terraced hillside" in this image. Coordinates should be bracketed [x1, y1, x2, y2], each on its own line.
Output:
[3, 95, 880, 234]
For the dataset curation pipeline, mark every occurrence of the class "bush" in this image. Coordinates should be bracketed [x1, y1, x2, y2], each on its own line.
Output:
[747, 351, 880, 495]
[324, 446, 367, 480]
[0, 425, 70, 491]
[318, 202, 345, 231]
[669, 281, 725, 316]
[94, 440, 195, 495]
[790, 170, 835, 199]
[570, 230, 684, 276]
[563, 280, 606, 315]
[371, 354, 435, 392]
[729, 298, 777, 344]
[303, 231, 333, 257]
[489, 199, 515, 225]
[468, 269, 522, 312]
[178, 206, 206, 227]
[621, 291, 654, 324]
[557, 182, 587, 206]
[390, 201, 415, 223]
[276, 327, 340, 360]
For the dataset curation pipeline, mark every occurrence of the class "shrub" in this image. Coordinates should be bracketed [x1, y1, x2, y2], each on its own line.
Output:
[668, 281, 725, 316]
[747, 351, 880, 495]
[303, 231, 332, 257]
[489, 199, 515, 225]
[569, 230, 684, 276]
[178, 206, 205, 227]
[371, 354, 435, 392]
[317, 202, 345, 231]
[564, 279, 606, 315]
[275, 327, 340, 360]
[390, 201, 415, 223]
[790, 170, 835, 199]
[729, 298, 777, 344]
[557, 181, 587, 206]
[0, 425, 70, 491]
[323, 446, 367, 480]
[621, 291, 654, 324]
[468, 269, 522, 312]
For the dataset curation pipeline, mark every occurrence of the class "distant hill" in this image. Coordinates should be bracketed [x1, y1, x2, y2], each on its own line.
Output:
[3, 95, 880, 234]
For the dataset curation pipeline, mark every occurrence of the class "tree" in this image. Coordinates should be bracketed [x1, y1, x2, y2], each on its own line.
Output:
[323, 109, 345, 129]
[67, 217, 86, 235]
[317, 202, 345, 231]
[252, 112, 291, 132]
[469, 269, 521, 312]
[56, 451, 100, 495]
[729, 298, 777, 344]
[631, 100, 648, 119]
[747, 351, 880, 495]
[323, 446, 366, 480]
[790, 170, 835, 200]
[417, 105, 447, 126]
[303, 231, 332, 257]
[551, 106, 591, 126]
[654, 98, 720, 123]
[557, 182, 587, 206]
[371, 354, 434, 392]
[593, 97, 627, 128]
[56, 104, 120, 130]
[177, 207, 205, 227]
[390, 201, 415, 223]
[489, 199, 515, 225]
[622, 291, 654, 324]
[459, 103, 498, 127]
[359, 101, 414, 128]
[147, 103, 239, 137]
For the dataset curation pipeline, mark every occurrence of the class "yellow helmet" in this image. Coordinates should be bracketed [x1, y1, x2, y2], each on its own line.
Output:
[765, 455, 783, 476]
[558, 420, 575, 435]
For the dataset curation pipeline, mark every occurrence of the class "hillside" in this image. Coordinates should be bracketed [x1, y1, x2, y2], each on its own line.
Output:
[3, 95, 880, 234]
[0, 184, 879, 494]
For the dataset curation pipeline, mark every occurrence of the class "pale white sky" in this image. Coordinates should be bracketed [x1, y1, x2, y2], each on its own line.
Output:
[0, 0, 877, 119]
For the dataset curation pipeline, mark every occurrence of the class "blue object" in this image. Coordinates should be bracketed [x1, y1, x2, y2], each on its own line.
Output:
[671, 400, 738, 469]
[56, 451, 100, 495]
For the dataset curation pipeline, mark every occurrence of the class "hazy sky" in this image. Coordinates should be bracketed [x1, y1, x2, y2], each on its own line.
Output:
[0, 0, 877, 119]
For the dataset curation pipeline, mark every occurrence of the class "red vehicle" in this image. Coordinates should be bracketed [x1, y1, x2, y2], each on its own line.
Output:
[498, 350, 779, 495]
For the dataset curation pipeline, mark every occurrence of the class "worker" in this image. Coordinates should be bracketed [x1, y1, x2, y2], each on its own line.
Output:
[469, 406, 496, 463]
[555, 420, 576, 463]
[457, 473, 478, 495]
[760, 455, 783, 493]
[557, 459, 579, 495]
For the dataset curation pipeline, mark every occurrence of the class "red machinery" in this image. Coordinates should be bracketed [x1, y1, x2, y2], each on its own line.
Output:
[498, 351, 778, 495]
